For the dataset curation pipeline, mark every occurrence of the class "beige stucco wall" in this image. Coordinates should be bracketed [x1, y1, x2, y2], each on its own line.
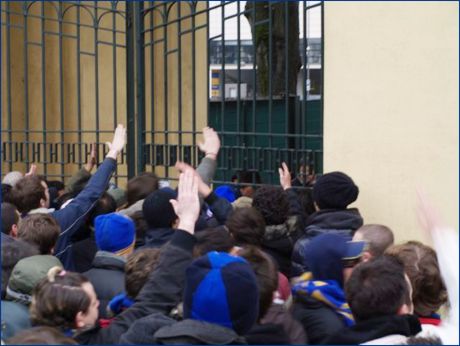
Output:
[323, 2, 459, 243]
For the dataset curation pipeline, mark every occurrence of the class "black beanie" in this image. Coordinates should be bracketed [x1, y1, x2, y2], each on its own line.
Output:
[313, 171, 359, 210]
[142, 188, 178, 229]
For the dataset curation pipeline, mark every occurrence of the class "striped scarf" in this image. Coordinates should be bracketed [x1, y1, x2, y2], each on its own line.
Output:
[292, 272, 355, 326]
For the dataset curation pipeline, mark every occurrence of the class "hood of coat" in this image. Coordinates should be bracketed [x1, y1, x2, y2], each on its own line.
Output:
[91, 251, 126, 271]
[305, 208, 363, 236]
[144, 228, 175, 248]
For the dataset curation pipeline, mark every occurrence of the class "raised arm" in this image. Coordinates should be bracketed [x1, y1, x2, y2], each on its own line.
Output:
[77, 171, 200, 344]
[196, 127, 220, 186]
[53, 125, 126, 269]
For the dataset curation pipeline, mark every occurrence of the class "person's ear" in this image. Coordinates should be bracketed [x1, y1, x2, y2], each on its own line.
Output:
[361, 251, 372, 263]
[397, 304, 411, 315]
[75, 311, 86, 329]
[39, 198, 47, 208]
[10, 224, 18, 238]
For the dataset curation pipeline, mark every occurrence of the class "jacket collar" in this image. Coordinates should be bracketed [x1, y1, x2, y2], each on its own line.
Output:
[92, 251, 126, 271]
[154, 319, 247, 345]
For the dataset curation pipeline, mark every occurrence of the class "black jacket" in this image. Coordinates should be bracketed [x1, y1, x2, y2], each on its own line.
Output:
[143, 228, 175, 248]
[292, 293, 346, 345]
[245, 323, 290, 345]
[292, 208, 363, 275]
[120, 314, 247, 345]
[75, 230, 196, 344]
[261, 188, 303, 278]
[83, 251, 126, 318]
[72, 236, 97, 273]
[324, 314, 422, 345]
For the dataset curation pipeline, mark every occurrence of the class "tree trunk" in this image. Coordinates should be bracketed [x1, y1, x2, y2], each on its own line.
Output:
[245, 1, 301, 97]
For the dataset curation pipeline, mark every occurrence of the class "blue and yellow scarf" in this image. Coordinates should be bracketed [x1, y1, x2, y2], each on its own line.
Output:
[292, 272, 355, 326]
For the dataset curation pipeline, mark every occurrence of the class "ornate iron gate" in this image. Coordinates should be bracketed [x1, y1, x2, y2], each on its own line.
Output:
[1, 1, 322, 186]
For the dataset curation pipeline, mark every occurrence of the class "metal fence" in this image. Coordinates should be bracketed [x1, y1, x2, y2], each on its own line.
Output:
[1, 1, 323, 187]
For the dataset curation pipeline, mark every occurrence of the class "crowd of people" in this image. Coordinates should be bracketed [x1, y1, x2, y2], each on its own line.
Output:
[1, 125, 457, 345]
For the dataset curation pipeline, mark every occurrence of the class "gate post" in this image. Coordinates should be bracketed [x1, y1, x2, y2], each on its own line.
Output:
[134, 1, 146, 176]
[126, 1, 136, 179]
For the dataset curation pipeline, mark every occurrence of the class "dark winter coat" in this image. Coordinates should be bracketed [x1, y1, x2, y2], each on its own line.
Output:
[245, 323, 290, 345]
[292, 208, 363, 275]
[120, 314, 247, 345]
[292, 292, 346, 345]
[1, 300, 31, 339]
[261, 303, 308, 345]
[324, 314, 422, 345]
[83, 251, 126, 318]
[75, 230, 196, 345]
[261, 188, 303, 278]
[143, 228, 175, 249]
[72, 235, 97, 273]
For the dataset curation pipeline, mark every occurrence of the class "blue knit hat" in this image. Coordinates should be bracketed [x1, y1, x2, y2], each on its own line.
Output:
[95, 213, 135, 253]
[183, 251, 259, 335]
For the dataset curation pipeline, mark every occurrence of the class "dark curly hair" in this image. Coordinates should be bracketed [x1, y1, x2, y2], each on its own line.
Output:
[252, 185, 289, 226]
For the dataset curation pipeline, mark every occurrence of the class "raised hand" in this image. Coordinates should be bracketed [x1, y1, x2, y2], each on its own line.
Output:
[278, 162, 292, 190]
[169, 170, 200, 234]
[25, 163, 37, 177]
[197, 127, 220, 160]
[175, 161, 212, 198]
[84, 143, 98, 172]
[105, 124, 127, 160]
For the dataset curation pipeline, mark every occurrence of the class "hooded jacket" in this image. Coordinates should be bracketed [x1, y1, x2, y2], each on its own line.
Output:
[83, 251, 126, 318]
[120, 313, 247, 345]
[292, 293, 346, 344]
[292, 208, 363, 275]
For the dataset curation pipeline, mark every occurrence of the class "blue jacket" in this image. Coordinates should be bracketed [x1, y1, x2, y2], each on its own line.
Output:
[52, 158, 117, 270]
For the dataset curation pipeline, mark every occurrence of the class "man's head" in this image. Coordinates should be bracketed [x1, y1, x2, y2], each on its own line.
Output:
[2, 171, 24, 188]
[94, 213, 136, 257]
[17, 214, 60, 255]
[142, 188, 178, 229]
[1, 202, 20, 237]
[226, 207, 266, 247]
[237, 170, 261, 198]
[193, 227, 235, 257]
[252, 185, 289, 226]
[87, 192, 117, 226]
[353, 224, 394, 259]
[385, 241, 447, 317]
[312, 171, 358, 210]
[238, 246, 278, 321]
[6, 255, 63, 305]
[183, 251, 259, 335]
[126, 172, 159, 207]
[302, 233, 366, 287]
[11, 176, 50, 214]
[125, 248, 161, 299]
[345, 255, 413, 322]
[1, 240, 39, 299]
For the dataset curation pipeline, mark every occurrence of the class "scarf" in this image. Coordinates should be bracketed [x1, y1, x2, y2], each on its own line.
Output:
[292, 272, 354, 326]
